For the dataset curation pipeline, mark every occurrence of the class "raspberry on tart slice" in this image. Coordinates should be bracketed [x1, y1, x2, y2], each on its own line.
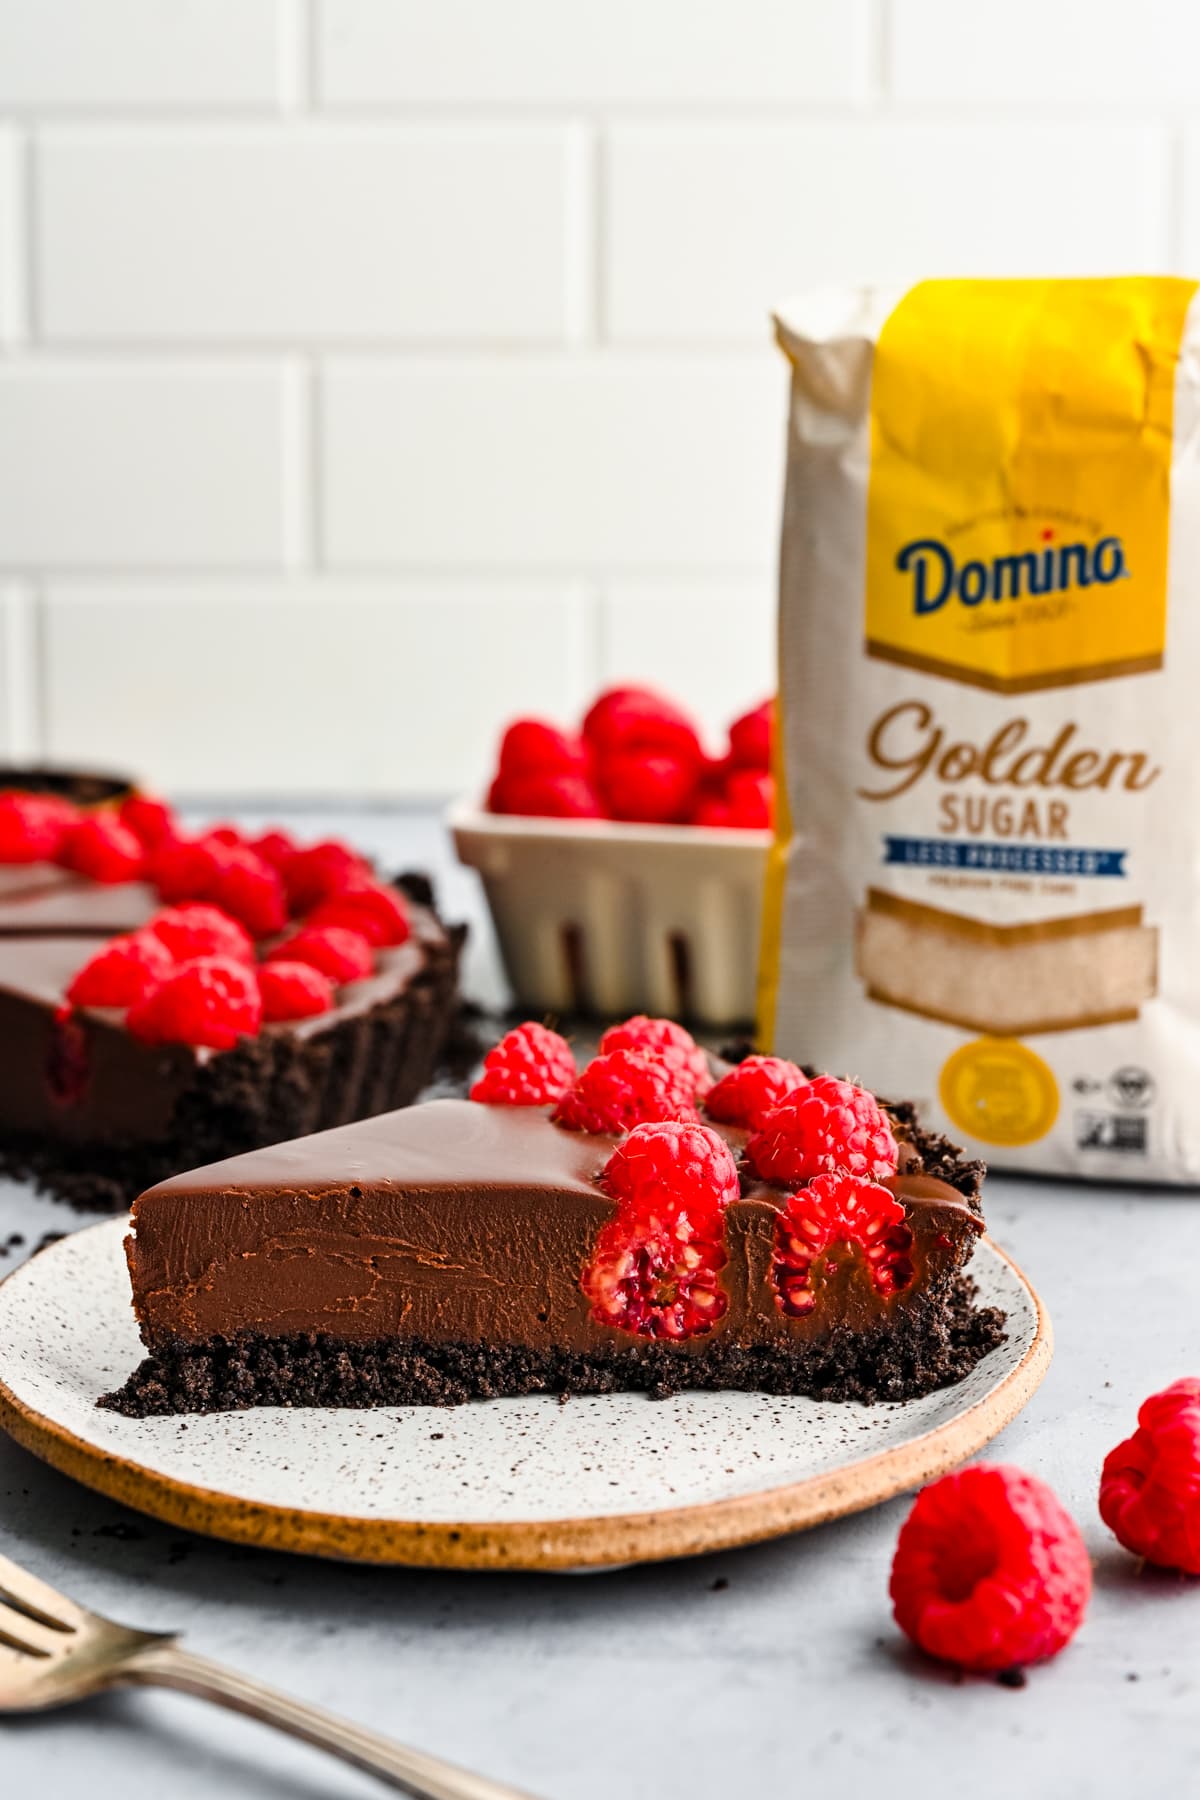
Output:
[582, 1122, 737, 1339]
[890, 1464, 1092, 1672]
[772, 1171, 914, 1318]
[471, 1022, 576, 1106]
[749, 1074, 899, 1184]
[1099, 1377, 1200, 1574]
[554, 1047, 698, 1135]
[598, 1015, 712, 1098]
[705, 1055, 806, 1130]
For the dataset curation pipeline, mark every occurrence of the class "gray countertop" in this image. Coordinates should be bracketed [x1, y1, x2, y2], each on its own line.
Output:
[1, 808, 1197, 1799]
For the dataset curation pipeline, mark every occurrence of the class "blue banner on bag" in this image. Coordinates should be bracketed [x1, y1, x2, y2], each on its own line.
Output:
[882, 837, 1127, 877]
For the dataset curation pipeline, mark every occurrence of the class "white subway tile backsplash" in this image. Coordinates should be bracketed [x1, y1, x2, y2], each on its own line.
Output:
[317, 0, 869, 107]
[0, 364, 290, 567]
[42, 580, 587, 796]
[0, 585, 40, 759]
[0, 0, 284, 110]
[38, 127, 572, 344]
[606, 123, 1170, 342]
[1171, 132, 1200, 270]
[0, 128, 21, 343]
[322, 356, 787, 568]
[599, 580, 776, 752]
[892, 0, 1200, 104]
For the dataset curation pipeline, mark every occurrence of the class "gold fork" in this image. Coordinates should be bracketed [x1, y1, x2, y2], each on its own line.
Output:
[0, 1552, 542, 1799]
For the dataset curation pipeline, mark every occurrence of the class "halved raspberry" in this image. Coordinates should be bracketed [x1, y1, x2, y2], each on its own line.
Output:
[582, 1124, 736, 1339]
[487, 769, 604, 819]
[1099, 1378, 1200, 1574]
[601, 1120, 739, 1223]
[598, 1015, 712, 1098]
[283, 839, 369, 914]
[126, 956, 262, 1051]
[554, 1048, 698, 1135]
[471, 1021, 576, 1105]
[497, 718, 590, 779]
[264, 925, 374, 984]
[66, 930, 176, 1009]
[705, 1055, 807, 1130]
[582, 1202, 728, 1340]
[258, 960, 335, 1022]
[146, 903, 254, 966]
[771, 1171, 914, 1317]
[208, 847, 288, 938]
[597, 750, 699, 824]
[749, 1074, 899, 1184]
[582, 686, 703, 769]
[306, 879, 410, 947]
[727, 698, 774, 771]
[0, 792, 78, 863]
[59, 813, 146, 884]
[890, 1464, 1092, 1671]
[119, 793, 178, 850]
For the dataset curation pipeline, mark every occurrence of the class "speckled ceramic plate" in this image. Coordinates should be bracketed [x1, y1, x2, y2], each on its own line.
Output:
[0, 1220, 1049, 1570]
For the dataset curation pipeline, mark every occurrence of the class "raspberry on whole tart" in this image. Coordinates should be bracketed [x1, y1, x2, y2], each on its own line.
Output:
[126, 956, 262, 1051]
[146, 903, 254, 966]
[207, 846, 288, 938]
[890, 1464, 1091, 1672]
[266, 925, 375, 984]
[1099, 1377, 1200, 1574]
[554, 1047, 698, 1135]
[282, 839, 370, 914]
[471, 1022, 576, 1106]
[258, 960, 335, 1022]
[0, 792, 79, 863]
[59, 813, 146, 884]
[705, 1055, 806, 1129]
[772, 1171, 914, 1317]
[749, 1074, 899, 1184]
[66, 931, 176, 1009]
[306, 878, 410, 948]
[119, 793, 178, 850]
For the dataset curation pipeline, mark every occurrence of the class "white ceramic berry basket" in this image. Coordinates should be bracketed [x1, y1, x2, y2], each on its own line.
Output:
[448, 801, 770, 1027]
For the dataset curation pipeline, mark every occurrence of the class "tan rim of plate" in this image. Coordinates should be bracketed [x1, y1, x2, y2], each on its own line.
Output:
[0, 1237, 1051, 1572]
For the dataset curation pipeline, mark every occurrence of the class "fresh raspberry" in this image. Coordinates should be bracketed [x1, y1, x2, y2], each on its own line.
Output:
[264, 925, 374, 984]
[59, 813, 146, 884]
[306, 879, 410, 948]
[600, 1120, 739, 1223]
[258, 960, 335, 1023]
[146, 902, 254, 965]
[749, 1075, 899, 1184]
[65, 930, 176, 1009]
[250, 828, 300, 873]
[487, 769, 604, 819]
[554, 1048, 698, 1135]
[705, 1055, 807, 1130]
[470, 1022, 577, 1105]
[119, 793, 178, 850]
[497, 718, 590, 779]
[582, 1124, 737, 1339]
[727, 698, 774, 771]
[582, 686, 703, 769]
[690, 792, 733, 828]
[890, 1465, 1092, 1671]
[772, 1171, 913, 1316]
[1099, 1378, 1200, 1574]
[598, 751, 699, 825]
[204, 823, 247, 847]
[149, 832, 233, 903]
[282, 839, 370, 914]
[0, 792, 78, 863]
[598, 1015, 712, 1098]
[724, 769, 774, 830]
[206, 846, 287, 938]
[126, 955, 262, 1051]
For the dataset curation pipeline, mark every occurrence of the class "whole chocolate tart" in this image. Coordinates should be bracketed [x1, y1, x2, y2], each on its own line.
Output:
[105, 1083, 1005, 1416]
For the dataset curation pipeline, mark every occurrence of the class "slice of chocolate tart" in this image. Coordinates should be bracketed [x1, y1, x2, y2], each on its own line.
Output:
[105, 1036, 1005, 1415]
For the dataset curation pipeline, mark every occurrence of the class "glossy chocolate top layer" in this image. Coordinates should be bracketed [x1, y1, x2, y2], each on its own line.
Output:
[128, 1095, 986, 1355]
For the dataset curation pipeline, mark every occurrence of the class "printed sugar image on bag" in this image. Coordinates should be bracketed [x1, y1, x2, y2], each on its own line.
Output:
[760, 277, 1200, 1182]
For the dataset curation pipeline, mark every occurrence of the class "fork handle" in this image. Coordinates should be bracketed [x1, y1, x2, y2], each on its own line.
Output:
[124, 1644, 542, 1800]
